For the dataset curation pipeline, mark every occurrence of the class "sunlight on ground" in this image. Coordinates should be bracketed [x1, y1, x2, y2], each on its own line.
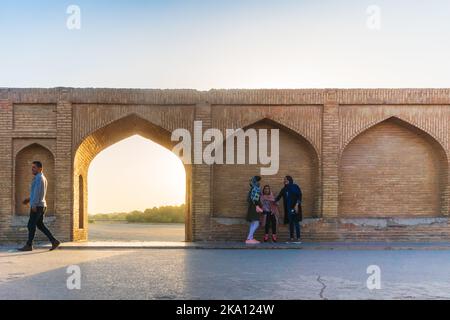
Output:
[88, 135, 186, 214]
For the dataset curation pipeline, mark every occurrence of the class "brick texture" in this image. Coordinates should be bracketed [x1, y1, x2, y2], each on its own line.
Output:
[339, 118, 447, 217]
[14, 143, 55, 215]
[213, 120, 319, 218]
[1, 88, 450, 242]
[13, 104, 56, 131]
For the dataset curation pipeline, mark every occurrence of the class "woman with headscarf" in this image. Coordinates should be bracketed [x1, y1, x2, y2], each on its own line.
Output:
[245, 176, 262, 244]
[275, 176, 303, 242]
[260, 185, 280, 242]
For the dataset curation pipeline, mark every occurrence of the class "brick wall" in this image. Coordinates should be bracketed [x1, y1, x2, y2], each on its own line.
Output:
[13, 104, 56, 131]
[339, 118, 447, 217]
[55, 99, 74, 242]
[1, 88, 450, 243]
[213, 120, 319, 219]
[14, 143, 56, 215]
[0, 99, 13, 242]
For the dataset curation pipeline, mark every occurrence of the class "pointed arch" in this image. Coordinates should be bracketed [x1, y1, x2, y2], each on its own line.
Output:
[339, 116, 448, 217]
[213, 117, 321, 219]
[238, 117, 321, 162]
[15, 142, 56, 159]
[15, 143, 55, 216]
[341, 116, 448, 160]
[74, 113, 175, 169]
[72, 112, 192, 241]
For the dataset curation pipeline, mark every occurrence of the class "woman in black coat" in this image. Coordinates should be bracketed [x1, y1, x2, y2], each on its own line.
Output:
[275, 176, 302, 241]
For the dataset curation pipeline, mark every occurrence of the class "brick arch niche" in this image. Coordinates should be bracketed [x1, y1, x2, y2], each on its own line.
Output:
[339, 117, 448, 217]
[72, 113, 192, 241]
[213, 119, 320, 219]
[15, 143, 56, 216]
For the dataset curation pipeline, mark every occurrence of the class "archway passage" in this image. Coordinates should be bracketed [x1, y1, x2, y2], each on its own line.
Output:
[339, 117, 448, 217]
[213, 119, 320, 219]
[73, 114, 191, 242]
[15, 144, 55, 216]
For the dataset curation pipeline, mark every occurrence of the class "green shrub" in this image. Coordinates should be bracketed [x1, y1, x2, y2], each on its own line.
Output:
[89, 204, 185, 224]
[126, 205, 185, 223]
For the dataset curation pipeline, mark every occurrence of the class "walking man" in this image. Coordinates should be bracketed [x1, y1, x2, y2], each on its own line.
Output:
[18, 161, 60, 251]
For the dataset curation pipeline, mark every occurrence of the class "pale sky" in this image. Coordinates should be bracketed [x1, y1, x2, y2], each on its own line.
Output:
[2, 0, 450, 212]
[88, 135, 186, 214]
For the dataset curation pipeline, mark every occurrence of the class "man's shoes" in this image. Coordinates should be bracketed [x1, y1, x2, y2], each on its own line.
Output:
[18, 244, 33, 252]
[50, 240, 61, 251]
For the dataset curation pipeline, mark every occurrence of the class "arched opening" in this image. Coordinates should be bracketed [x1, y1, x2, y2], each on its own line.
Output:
[15, 144, 55, 216]
[213, 119, 320, 219]
[339, 117, 448, 217]
[78, 175, 85, 229]
[73, 114, 191, 242]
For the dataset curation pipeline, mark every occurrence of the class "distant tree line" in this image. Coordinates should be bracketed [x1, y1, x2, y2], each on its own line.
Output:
[89, 204, 185, 224]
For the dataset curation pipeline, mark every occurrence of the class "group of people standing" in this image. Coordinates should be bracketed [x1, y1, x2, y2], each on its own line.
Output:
[246, 175, 303, 244]
[17, 159, 304, 250]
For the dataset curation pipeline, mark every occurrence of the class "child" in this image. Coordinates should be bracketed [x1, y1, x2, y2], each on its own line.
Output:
[260, 185, 279, 242]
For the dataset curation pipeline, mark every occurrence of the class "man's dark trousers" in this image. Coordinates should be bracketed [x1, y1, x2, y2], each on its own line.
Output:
[27, 207, 56, 246]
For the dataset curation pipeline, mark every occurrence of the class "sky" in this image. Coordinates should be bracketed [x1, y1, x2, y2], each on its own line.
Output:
[2, 0, 450, 212]
[88, 135, 186, 214]
[2, 0, 450, 89]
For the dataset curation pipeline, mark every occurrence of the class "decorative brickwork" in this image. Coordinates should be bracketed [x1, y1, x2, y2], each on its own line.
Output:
[14, 143, 56, 216]
[1, 88, 450, 242]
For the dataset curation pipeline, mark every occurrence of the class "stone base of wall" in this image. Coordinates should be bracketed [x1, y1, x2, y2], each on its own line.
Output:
[0, 216, 72, 244]
[73, 228, 87, 242]
[1, 217, 450, 243]
[208, 217, 450, 242]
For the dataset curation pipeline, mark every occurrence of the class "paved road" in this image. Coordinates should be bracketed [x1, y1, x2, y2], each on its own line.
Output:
[1, 248, 450, 299]
[88, 222, 185, 242]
